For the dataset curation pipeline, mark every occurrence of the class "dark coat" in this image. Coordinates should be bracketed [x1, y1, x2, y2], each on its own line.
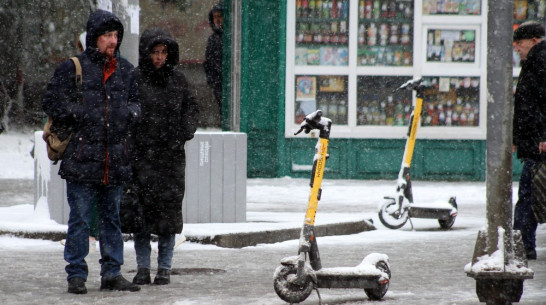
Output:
[514, 40, 546, 161]
[204, 3, 223, 103]
[122, 28, 199, 235]
[42, 9, 140, 185]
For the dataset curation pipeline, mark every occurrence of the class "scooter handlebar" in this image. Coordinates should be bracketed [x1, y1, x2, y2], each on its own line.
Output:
[394, 77, 423, 92]
[294, 110, 332, 137]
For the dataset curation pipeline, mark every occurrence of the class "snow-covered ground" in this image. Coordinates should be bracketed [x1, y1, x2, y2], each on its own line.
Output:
[0, 130, 492, 242]
[0, 130, 544, 305]
[0, 131, 35, 180]
[0, 130, 538, 249]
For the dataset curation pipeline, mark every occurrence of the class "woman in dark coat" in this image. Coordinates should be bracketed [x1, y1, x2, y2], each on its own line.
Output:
[127, 28, 199, 285]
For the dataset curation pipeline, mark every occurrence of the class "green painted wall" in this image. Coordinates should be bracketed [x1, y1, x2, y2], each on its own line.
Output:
[224, 0, 287, 177]
[281, 138, 488, 181]
[226, 0, 522, 181]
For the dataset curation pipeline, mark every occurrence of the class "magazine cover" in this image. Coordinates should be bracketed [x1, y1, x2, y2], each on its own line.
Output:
[296, 76, 317, 100]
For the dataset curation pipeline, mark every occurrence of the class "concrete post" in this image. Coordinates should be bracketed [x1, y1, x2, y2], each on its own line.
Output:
[97, 0, 139, 66]
[485, 0, 514, 257]
[465, 1, 533, 304]
[229, 0, 242, 132]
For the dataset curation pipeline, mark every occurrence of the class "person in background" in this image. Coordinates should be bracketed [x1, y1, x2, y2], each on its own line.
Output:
[76, 31, 87, 53]
[204, 2, 223, 114]
[512, 21, 546, 260]
[42, 9, 141, 294]
[126, 28, 198, 286]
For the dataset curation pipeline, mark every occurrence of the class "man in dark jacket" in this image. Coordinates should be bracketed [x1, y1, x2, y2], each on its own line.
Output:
[204, 2, 223, 110]
[512, 21, 546, 260]
[42, 10, 141, 294]
[126, 28, 199, 286]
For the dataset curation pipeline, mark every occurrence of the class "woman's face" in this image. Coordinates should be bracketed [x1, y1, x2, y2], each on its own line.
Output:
[151, 44, 168, 69]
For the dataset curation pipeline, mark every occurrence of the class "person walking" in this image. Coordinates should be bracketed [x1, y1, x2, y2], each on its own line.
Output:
[204, 2, 223, 112]
[42, 9, 141, 294]
[126, 28, 199, 286]
[512, 21, 546, 260]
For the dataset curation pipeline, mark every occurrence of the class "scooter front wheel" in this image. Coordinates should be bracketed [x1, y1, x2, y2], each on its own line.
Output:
[273, 264, 314, 303]
[364, 260, 391, 300]
[378, 198, 409, 229]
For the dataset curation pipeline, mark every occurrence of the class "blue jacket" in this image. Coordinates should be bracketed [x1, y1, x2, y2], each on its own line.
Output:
[42, 9, 140, 185]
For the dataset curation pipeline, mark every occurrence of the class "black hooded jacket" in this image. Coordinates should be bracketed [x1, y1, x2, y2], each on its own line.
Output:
[204, 3, 223, 99]
[42, 9, 139, 185]
[123, 28, 199, 235]
[513, 40, 546, 161]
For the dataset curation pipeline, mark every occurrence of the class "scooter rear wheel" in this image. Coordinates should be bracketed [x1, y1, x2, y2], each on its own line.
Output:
[438, 197, 457, 230]
[364, 260, 391, 300]
[273, 264, 314, 303]
[378, 198, 409, 229]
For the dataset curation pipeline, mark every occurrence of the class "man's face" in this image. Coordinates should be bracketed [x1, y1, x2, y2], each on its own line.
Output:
[151, 44, 168, 69]
[97, 31, 118, 58]
[213, 11, 223, 30]
[513, 38, 537, 60]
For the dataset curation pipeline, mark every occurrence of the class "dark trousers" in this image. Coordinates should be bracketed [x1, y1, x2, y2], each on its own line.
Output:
[514, 159, 538, 251]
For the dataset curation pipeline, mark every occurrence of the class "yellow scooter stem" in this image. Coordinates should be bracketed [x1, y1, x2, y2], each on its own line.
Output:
[402, 96, 423, 169]
[305, 138, 329, 226]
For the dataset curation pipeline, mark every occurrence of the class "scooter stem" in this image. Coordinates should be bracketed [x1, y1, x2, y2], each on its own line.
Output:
[294, 110, 332, 271]
[305, 137, 328, 226]
[401, 96, 423, 169]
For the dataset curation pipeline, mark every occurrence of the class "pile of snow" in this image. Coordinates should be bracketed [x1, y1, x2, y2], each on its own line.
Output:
[464, 227, 534, 276]
[0, 131, 35, 179]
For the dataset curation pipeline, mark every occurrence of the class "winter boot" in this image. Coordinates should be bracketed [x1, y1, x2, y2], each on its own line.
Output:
[67, 277, 87, 294]
[132, 268, 151, 285]
[526, 248, 537, 260]
[153, 269, 171, 285]
[100, 275, 141, 292]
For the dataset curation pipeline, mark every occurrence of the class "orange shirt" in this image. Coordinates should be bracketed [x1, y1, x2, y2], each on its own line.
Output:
[103, 57, 118, 84]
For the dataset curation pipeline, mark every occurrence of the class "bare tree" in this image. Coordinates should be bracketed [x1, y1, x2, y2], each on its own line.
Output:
[0, 0, 92, 130]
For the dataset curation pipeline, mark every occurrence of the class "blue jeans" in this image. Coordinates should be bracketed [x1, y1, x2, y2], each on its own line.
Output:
[65, 181, 124, 281]
[134, 231, 175, 270]
[514, 160, 538, 251]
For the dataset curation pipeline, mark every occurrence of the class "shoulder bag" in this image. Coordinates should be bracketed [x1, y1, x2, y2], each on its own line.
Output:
[42, 57, 82, 163]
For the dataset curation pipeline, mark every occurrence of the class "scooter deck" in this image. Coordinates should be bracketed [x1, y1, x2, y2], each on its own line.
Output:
[409, 205, 455, 220]
[315, 267, 382, 289]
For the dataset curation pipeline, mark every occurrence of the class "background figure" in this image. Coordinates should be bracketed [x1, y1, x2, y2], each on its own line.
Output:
[512, 21, 546, 261]
[125, 28, 199, 286]
[204, 2, 223, 113]
[77, 31, 87, 53]
[42, 9, 141, 294]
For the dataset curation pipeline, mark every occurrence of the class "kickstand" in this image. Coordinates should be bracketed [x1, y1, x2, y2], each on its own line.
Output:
[408, 217, 414, 230]
[315, 287, 322, 305]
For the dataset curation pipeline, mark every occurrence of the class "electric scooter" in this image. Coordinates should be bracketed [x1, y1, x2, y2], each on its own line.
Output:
[378, 78, 458, 230]
[273, 110, 391, 303]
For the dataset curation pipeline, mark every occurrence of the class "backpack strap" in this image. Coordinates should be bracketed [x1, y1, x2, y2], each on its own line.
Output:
[70, 57, 82, 89]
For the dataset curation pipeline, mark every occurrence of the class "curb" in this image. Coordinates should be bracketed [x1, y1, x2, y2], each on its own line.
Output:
[186, 219, 376, 248]
[0, 230, 66, 241]
[0, 219, 375, 248]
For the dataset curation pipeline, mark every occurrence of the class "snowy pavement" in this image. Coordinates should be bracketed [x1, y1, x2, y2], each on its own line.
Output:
[0, 183, 544, 305]
[0, 131, 545, 304]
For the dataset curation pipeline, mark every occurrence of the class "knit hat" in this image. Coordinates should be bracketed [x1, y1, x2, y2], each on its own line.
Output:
[513, 21, 545, 41]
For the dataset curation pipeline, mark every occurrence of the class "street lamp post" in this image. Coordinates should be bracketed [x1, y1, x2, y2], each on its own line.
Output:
[464, 1, 534, 304]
